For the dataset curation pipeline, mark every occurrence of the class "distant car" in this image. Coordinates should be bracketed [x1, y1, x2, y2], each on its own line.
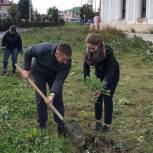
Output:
[85, 19, 94, 25]
[70, 18, 80, 23]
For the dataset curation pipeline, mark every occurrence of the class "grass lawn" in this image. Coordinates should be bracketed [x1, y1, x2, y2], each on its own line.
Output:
[0, 24, 153, 153]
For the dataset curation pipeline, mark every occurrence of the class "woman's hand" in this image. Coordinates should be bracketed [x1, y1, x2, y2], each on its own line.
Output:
[92, 90, 101, 97]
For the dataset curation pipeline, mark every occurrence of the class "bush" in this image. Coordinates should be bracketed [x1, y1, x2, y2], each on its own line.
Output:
[91, 26, 153, 62]
[0, 18, 14, 31]
[0, 19, 64, 31]
[98, 27, 127, 42]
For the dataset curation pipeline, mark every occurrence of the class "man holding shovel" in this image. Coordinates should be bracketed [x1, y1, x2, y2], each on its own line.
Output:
[22, 43, 72, 136]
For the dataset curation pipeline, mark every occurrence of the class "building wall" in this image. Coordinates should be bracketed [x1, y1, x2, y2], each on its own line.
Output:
[0, 0, 10, 19]
[116, 0, 123, 20]
[146, 0, 153, 24]
[101, 0, 153, 24]
[126, 0, 135, 23]
[101, 0, 111, 23]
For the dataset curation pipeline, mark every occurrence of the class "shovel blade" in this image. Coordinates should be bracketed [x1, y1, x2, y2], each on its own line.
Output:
[66, 120, 85, 146]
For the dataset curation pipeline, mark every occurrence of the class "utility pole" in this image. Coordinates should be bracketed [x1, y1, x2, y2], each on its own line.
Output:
[99, 0, 101, 17]
[29, 0, 32, 23]
[95, 0, 96, 12]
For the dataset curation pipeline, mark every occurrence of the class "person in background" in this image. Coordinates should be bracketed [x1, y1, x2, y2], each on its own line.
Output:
[83, 33, 120, 133]
[1, 25, 22, 75]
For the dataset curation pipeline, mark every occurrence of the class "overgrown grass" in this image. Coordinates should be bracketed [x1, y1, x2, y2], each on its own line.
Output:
[0, 24, 153, 153]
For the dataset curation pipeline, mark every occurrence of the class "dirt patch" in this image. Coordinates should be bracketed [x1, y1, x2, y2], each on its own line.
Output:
[79, 133, 129, 153]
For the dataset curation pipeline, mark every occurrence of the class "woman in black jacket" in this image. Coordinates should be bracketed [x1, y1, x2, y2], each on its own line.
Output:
[83, 33, 120, 133]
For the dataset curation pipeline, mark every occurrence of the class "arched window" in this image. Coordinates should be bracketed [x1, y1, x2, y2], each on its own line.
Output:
[141, 0, 146, 17]
[122, 0, 126, 19]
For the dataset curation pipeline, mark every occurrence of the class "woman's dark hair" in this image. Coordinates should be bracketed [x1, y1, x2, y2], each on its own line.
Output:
[86, 33, 105, 48]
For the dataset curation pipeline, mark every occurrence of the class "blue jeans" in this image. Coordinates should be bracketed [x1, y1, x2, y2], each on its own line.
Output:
[3, 48, 18, 72]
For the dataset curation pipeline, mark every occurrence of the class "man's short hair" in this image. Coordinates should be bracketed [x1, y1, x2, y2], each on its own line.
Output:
[57, 43, 72, 57]
[9, 25, 16, 33]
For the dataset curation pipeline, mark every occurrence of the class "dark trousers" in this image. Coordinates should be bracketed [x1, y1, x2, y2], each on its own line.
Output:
[31, 69, 64, 127]
[3, 48, 18, 72]
[95, 78, 119, 125]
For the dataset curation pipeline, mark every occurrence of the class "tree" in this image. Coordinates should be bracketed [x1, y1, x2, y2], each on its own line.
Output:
[80, 4, 94, 21]
[47, 7, 59, 24]
[8, 3, 20, 22]
[33, 9, 42, 22]
[18, 0, 33, 22]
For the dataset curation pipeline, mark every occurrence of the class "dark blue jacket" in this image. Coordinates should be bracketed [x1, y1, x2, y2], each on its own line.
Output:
[23, 43, 71, 94]
[1, 31, 22, 51]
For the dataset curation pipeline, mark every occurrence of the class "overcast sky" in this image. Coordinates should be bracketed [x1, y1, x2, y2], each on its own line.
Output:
[13, 0, 96, 14]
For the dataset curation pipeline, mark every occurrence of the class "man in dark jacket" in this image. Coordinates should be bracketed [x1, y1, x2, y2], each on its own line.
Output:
[22, 43, 72, 135]
[1, 25, 22, 75]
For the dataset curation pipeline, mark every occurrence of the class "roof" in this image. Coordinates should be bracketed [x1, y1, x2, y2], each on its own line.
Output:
[0, 0, 11, 6]
[65, 7, 80, 14]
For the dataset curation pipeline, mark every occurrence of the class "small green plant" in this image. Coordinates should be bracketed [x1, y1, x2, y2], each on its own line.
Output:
[131, 28, 136, 33]
[0, 106, 11, 121]
[85, 75, 111, 96]
[149, 28, 153, 34]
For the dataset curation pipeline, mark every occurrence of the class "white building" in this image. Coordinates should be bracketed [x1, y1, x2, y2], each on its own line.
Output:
[100, 0, 153, 24]
[0, 0, 11, 19]
[87, 0, 93, 6]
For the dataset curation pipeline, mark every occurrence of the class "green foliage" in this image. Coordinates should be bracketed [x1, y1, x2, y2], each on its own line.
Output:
[95, 27, 153, 63]
[0, 106, 11, 121]
[18, 0, 29, 20]
[85, 75, 111, 96]
[80, 4, 94, 20]
[149, 28, 153, 34]
[0, 24, 153, 153]
[47, 7, 59, 24]
[8, 3, 20, 22]
[0, 18, 14, 31]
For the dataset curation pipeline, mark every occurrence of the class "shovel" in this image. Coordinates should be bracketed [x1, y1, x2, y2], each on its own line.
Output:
[16, 64, 85, 146]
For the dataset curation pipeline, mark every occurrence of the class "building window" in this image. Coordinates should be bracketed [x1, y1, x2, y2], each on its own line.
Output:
[3, 13, 7, 19]
[122, 0, 126, 19]
[141, 0, 146, 17]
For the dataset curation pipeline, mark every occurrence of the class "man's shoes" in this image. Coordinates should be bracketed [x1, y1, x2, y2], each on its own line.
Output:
[58, 125, 66, 136]
[95, 123, 111, 133]
[2, 71, 8, 75]
[39, 122, 46, 130]
[12, 70, 16, 74]
[102, 125, 111, 133]
[95, 122, 103, 132]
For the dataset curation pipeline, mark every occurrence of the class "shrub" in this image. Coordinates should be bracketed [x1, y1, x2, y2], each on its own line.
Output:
[85, 75, 111, 96]
[0, 19, 64, 31]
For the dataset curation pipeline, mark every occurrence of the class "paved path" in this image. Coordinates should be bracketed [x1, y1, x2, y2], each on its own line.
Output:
[127, 32, 153, 42]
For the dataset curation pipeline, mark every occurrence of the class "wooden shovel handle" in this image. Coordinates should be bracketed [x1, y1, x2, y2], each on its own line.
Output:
[15, 64, 64, 121]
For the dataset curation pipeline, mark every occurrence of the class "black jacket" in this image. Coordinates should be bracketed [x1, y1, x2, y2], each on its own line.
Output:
[83, 45, 119, 83]
[23, 43, 71, 94]
[1, 31, 22, 51]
